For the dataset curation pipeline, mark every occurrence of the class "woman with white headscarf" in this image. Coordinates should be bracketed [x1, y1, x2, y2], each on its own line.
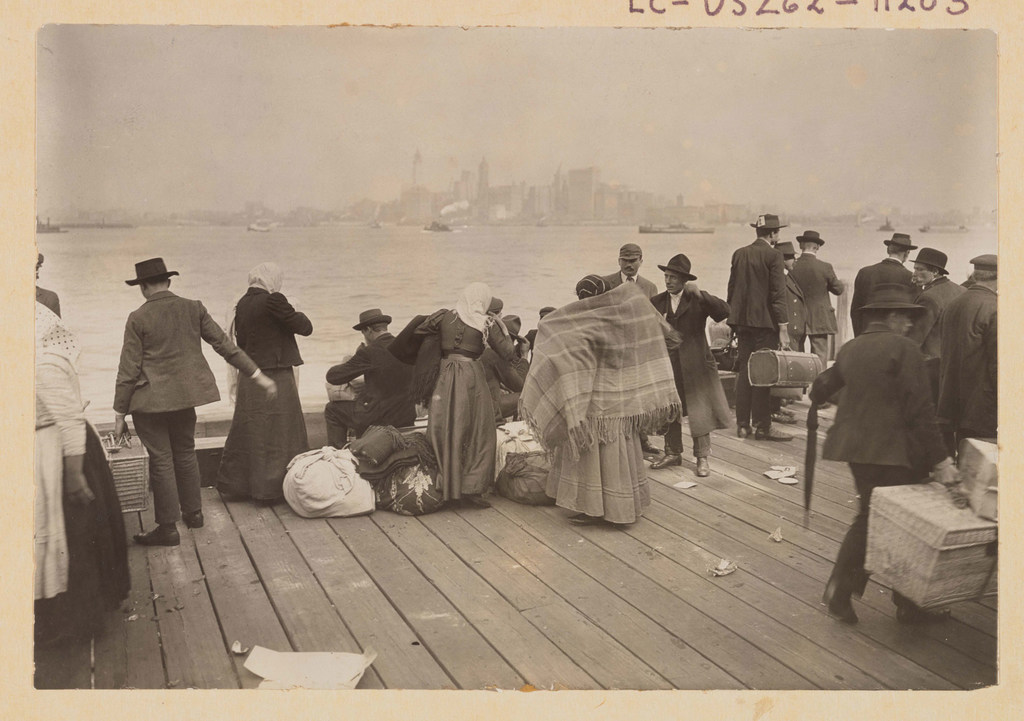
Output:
[216, 262, 313, 502]
[414, 282, 518, 507]
[35, 303, 129, 656]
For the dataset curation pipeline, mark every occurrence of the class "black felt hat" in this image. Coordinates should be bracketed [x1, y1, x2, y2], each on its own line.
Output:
[125, 257, 179, 286]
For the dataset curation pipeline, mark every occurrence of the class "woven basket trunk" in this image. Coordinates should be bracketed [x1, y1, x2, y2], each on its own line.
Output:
[106, 442, 150, 513]
[865, 483, 997, 608]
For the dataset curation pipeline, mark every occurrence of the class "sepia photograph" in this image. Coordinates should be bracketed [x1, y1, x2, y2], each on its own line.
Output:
[29, 22, 999, 698]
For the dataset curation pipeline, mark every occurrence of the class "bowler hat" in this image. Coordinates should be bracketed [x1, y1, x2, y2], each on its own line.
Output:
[775, 241, 797, 259]
[859, 283, 925, 313]
[125, 257, 179, 286]
[750, 214, 788, 230]
[795, 230, 824, 245]
[353, 308, 392, 330]
[619, 243, 643, 259]
[883, 233, 918, 251]
[970, 254, 997, 271]
[910, 247, 949, 275]
[657, 254, 697, 280]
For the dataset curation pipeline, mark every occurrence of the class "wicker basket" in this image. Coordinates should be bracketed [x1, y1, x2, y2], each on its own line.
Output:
[105, 437, 150, 513]
[865, 483, 997, 609]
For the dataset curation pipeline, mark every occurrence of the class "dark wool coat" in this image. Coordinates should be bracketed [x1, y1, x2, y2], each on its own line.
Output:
[726, 238, 788, 330]
[233, 287, 313, 369]
[811, 322, 947, 473]
[937, 285, 997, 437]
[788, 253, 843, 335]
[602, 271, 659, 299]
[785, 272, 807, 341]
[907, 276, 966, 361]
[651, 289, 732, 437]
[327, 332, 417, 431]
[850, 258, 913, 336]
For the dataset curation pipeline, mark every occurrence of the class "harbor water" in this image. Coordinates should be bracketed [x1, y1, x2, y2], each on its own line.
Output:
[36, 222, 996, 424]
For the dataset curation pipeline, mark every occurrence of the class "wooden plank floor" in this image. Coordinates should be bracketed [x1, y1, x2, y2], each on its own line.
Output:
[36, 399, 997, 690]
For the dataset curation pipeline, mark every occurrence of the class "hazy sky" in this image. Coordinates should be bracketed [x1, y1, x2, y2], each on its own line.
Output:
[36, 26, 996, 215]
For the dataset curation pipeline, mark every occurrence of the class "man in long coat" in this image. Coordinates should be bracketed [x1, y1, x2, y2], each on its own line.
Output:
[906, 247, 965, 406]
[649, 254, 732, 477]
[788, 230, 844, 365]
[851, 232, 916, 336]
[727, 213, 791, 441]
[937, 254, 997, 445]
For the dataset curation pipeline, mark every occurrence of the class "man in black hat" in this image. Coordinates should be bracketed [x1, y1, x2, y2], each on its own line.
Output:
[726, 213, 792, 441]
[35, 253, 61, 317]
[324, 308, 417, 447]
[850, 232, 916, 336]
[788, 230, 844, 366]
[601, 242, 659, 299]
[811, 283, 955, 626]
[649, 254, 732, 477]
[937, 254, 997, 446]
[113, 258, 277, 547]
[906, 247, 965, 406]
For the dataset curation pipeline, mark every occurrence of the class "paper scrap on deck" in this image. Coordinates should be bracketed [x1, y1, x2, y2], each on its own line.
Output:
[764, 466, 798, 483]
[673, 480, 698, 490]
[244, 645, 377, 689]
[768, 527, 783, 543]
[708, 559, 737, 577]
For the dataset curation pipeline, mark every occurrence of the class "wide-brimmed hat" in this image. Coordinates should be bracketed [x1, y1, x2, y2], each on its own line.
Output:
[125, 257, 179, 286]
[859, 283, 925, 313]
[619, 242, 643, 259]
[750, 214, 788, 230]
[883, 233, 918, 251]
[657, 254, 697, 280]
[970, 254, 997, 271]
[503, 314, 524, 341]
[353, 308, 392, 330]
[775, 241, 797, 259]
[795, 230, 824, 246]
[910, 247, 949, 275]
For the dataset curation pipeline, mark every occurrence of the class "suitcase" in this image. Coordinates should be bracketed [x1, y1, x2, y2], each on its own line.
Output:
[748, 349, 823, 388]
[865, 483, 997, 609]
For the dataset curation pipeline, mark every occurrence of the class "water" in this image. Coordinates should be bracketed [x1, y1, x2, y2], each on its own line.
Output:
[37, 223, 996, 424]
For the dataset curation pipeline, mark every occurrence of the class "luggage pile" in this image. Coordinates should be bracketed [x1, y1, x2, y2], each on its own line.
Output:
[494, 421, 554, 506]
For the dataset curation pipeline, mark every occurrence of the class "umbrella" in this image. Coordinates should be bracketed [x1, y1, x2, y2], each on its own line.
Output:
[803, 401, 819, 524]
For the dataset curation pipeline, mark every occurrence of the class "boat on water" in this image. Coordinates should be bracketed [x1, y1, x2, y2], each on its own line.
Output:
[919, 224, 969, 233]
[247, 221, 273, 232]
[36, 217, 67, 234]
[878, 217, 895, 232]
[423, 221, 452, 232]
[369, 220, 383, 229]
[638, 223, 714, 234]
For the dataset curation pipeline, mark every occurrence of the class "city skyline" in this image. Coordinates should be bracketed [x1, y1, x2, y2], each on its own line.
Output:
[37, 26, 996, 218]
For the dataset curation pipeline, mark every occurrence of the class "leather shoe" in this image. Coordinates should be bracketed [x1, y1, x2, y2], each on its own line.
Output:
[182, 510, 204, 529]
[736, 424, 753, 439]
[134, 524, 180, 547]
[822, 578, 858, 625]
[695, 457, 710, 477]
[461, 495, 492, 509]
[754, 425, 792, 442]
[771, 411, 797, 425]
[650, 454, 682, 469]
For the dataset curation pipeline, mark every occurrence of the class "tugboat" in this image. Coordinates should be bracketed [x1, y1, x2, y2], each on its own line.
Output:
[877, 217, 895, 232]
[36, 216, 66, 234]
[423, 220, 452, 232]
[247, 220, 273, 232]
[919, 223, 968, 233]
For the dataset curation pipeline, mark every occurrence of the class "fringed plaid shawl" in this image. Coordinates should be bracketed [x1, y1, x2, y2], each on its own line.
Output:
[520, 283, 681, 459]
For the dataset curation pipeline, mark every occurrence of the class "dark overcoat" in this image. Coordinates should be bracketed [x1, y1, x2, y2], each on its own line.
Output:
[651, 289, 732, 437]
[937, 285, 997, 437]
[850, 258, 913, 335]
[907, 276, 965, 361]
[788, 253, 843, 334]
[602, 271, 659, 299]
[327, 332, 417, 430]
[785, 272, 807, 341]
[233, 287, 312, 369]
[726, 238, 788, 330]
[810, 321, 947, 473]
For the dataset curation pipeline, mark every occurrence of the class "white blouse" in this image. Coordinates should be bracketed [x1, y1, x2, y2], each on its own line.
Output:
[35, 354, 87, 457]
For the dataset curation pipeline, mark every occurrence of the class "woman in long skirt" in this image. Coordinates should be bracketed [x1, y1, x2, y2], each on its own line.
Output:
[521, 275, 681, 525]
[415, 282, 520, 508]
[217, 262, 313, 502]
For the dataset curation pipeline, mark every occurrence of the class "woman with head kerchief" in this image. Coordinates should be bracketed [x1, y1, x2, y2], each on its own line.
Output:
[414, 282, 518, 508]
[34, 303, 129, 664]
[216, 262, 313, 503]
[520, 276, 682, 525]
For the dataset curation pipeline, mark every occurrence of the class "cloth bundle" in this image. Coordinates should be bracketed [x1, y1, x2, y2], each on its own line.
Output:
[374, 464, 446, 516]
[283, 446, 375, 518]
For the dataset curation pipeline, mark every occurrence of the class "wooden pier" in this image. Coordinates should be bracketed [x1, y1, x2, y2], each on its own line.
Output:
[35, 400, 996, 690]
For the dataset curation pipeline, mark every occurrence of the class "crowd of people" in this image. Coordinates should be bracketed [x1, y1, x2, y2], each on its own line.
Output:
[32, 212, 997, 665]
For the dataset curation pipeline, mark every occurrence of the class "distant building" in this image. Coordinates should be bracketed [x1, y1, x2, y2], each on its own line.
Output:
[567, 167, 599, 220]
[400, 185, 434, 224]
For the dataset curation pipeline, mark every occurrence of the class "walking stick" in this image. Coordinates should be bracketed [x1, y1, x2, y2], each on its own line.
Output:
[803, 401, 819, 526]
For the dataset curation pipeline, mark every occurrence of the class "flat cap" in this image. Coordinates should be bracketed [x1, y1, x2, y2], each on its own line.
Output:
[970, 254, 997, 271]
[619, 243, 643, 258]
